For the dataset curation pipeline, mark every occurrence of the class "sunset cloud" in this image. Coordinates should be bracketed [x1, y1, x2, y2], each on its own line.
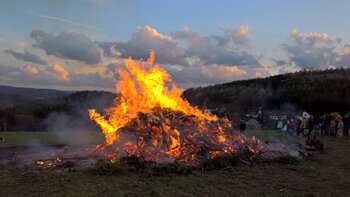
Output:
[282, 28, 342, 69]
[290, 28, 341, 44]
[218, 25, 252, 46]
[53, 64, 70, 81]
[201, 65, 247, 79]
[22, 65, 40, 75]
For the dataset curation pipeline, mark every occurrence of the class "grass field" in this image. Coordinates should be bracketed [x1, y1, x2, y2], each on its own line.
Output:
[0, 131, 104, 147]
[0, 131, 349, 196]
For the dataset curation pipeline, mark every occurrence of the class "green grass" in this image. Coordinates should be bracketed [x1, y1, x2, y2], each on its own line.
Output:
[0, 131, 104, 147]
[1, 131, 350, 196]
[0, 132, 60, 147]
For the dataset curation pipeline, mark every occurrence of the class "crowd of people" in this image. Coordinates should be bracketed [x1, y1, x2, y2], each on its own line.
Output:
[277, 112, 350, 137]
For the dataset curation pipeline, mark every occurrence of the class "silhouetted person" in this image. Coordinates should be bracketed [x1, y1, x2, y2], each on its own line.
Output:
[330, 119, 337, 136]
[314, 113, 322, 136]
[287, 119, 294, 136]
[294, 117, 302, 136]
[322, 114, 332, 136]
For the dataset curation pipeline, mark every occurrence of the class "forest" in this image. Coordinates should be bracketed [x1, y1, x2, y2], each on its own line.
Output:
[183, 68, 350, 115]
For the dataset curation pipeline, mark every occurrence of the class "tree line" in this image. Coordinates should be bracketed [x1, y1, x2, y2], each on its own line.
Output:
[183, 68, 350, 115]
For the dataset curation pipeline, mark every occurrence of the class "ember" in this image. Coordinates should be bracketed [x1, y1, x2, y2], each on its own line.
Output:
[88, 51, 263, 164]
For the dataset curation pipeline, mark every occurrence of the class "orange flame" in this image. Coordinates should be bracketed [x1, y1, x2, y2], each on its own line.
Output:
[89, 50, 217, 145]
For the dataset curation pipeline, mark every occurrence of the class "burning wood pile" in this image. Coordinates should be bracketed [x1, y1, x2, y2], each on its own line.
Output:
[91, 108, 262, 164]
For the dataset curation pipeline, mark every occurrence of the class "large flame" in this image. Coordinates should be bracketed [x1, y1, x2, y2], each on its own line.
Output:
[89, 50, 217, 145]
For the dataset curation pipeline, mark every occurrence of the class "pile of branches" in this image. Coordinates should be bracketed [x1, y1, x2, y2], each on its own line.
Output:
[99, 108, 261, 164]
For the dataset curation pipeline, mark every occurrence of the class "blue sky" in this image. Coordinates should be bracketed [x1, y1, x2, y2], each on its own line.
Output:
[1, 0, 350, 90]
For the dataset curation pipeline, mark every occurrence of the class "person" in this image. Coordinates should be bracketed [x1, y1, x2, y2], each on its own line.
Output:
[313, 113, 322, 136]
[286, 119, 294, 136]
[337, 118, 344, 137]
[344, 114, 350, 137]
[239, 120, 247, 134]
[294, 117, 301, 136]
[277, 121, 283, 132]
[330, 119, 337, 136]
[322, 113, 332, 136]
[306, 115, 315, 141]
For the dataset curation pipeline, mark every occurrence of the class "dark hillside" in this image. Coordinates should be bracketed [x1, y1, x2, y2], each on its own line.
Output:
[0, 91, 115, 132]
[183, 68, 350, 114]
[0, 85, 72, 109]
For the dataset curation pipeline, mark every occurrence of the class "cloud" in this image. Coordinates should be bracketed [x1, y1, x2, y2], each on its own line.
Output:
[172, 26, 258, 66]
[28, 11, 103, 31]
[233, 26, 252, 45]
[22, 65, 40, 75]
[30, 29, 102, 64]
[109, 25, 187, 66]
[254, 64, 270, 78]
[164, 64, 264, 88]
[290, 28, 341, 44]
[281, 28, 341, 69]
[0, 62, 115, 90]
[53, 64, 70, 81]
[218, 25, 252, 46]
[5, 49, 47, 65]
[0, 25, 266, 89]
[336, 44, 350, 67]
[273, 59, 287, 66]
[100, 25, 258, 68]
[201, 65, 247, 79]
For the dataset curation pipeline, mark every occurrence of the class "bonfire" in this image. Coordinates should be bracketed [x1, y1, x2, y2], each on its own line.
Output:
[88, 50, 263, 164]
[1, 51, 317, 172]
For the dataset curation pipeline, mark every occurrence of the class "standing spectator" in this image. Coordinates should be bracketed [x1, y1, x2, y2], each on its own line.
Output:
[313, 113, 322, 136]
[330, 119, 337, 136]
[306, 115, 315, 141]
[344, 114, 350, 137]
[287, 119, 294, 136]
[337, 118, 344, 137]
[294, 117, 302, 136]
[277, 121, 283, 132]
[322, 114, 332, 136]
[239, 120, 247, 134]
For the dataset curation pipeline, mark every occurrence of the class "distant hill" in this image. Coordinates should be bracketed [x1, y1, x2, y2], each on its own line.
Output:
[0, 85, 73, 109]
[183, 68, 350, 115]
[0, 91, 115, 131]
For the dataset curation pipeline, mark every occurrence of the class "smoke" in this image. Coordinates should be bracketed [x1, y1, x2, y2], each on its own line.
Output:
[41, 91, 116, 146]
[281, 102, 301, 118]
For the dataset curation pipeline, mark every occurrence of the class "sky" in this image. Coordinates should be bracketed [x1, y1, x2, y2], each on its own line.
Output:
[1, 0, 350, 91]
